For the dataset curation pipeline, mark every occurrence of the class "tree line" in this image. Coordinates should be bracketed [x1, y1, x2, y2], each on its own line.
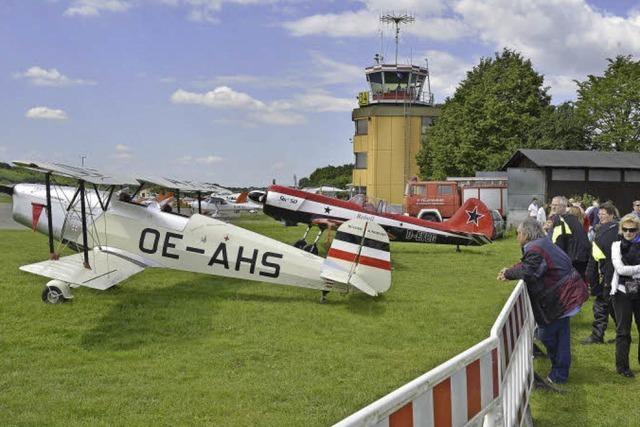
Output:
[416, 49, 640, 179]
[297, 164, 353, 189]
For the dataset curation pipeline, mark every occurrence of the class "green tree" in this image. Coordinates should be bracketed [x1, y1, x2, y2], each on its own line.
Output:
[575, 55, 640, 151]
[417, 49, 551, 179]
[298, 164, 353, 188]
[528, 101, 589, 150]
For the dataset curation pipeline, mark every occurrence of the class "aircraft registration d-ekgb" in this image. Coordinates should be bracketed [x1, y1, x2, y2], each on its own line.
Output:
[251, 185, 495, 252]
[4, 161, 391, 304]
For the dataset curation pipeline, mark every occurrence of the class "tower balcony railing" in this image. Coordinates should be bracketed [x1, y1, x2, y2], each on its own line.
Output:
[359, 89, 434, 106]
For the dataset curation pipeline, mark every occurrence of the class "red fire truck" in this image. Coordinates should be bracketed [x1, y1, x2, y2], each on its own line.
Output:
[404, 178, 507, 222]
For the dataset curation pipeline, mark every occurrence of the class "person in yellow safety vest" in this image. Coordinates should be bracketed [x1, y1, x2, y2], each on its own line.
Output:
[582, 202, 620, 344]
[544, 196, 591, 279]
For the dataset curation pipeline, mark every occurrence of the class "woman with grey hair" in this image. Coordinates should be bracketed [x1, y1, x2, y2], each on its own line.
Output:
[610, 214, 640, 378]
[498, 217, 588, 384]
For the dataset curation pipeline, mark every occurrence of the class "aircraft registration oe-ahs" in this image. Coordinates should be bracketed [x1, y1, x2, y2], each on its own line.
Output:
[3, 161, 392, 304]
[250, 185, 495, 254]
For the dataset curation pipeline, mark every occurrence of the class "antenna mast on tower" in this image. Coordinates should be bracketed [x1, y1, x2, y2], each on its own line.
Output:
[380, 12, 414, 65]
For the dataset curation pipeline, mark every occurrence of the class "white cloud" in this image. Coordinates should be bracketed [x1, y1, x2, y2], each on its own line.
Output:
[62, 0, 280, 22]
[162, 0, 279, 24]
[172, 86, 265, 110]
[171, 86, 304, 125]
[408, 17, 470, 41]
[171, 85, 354, 124]
[193, 74, 305, 90]
[283, 1, 454, 39]
[25, 107, 68, 120]
[544, 74, 580, 103]
[365, 0, 445, 15]
[284, 9, 379, 38]
[453, 0, 640, 77]
[309, 52, 363, 85]
[283, 0, 640, 102]
[195, 155, 223, 164]
[256, 110, 304, 126]
[194, 52, 362, 90]
[291, 90, 356, 112]
[113, 144, 134, 160]
[64, 0, 132, 17]
[15, 66, 96, 87]
[421, 50, 475, 101]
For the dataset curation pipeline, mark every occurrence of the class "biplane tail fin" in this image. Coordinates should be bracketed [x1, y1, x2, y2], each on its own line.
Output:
[235, 192, 249, 204]
[444, 197, 494, 242]
[320, 219, 391, 296]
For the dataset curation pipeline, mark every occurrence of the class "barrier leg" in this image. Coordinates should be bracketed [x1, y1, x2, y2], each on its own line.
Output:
[522, 405, 534, 427]
[482, 401, 503, 427]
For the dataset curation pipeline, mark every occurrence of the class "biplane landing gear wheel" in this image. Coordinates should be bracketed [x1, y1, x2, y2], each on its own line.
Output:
[303, 243, 319, 255]
[293, 225, 312, 249]
[41, 280, 73, 304]
[302, 226, 323, 255]
[320, 290, 329, 304]
[42, 285, 64, 304]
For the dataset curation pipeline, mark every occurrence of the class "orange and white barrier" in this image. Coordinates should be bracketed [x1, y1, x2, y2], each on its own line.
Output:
[334, 281, 535, 427]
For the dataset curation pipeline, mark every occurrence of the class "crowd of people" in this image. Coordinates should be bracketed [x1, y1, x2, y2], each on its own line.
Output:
[499, 196, 640, 386]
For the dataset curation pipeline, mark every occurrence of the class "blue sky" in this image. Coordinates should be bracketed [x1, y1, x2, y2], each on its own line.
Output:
[2, 0, 640, 186]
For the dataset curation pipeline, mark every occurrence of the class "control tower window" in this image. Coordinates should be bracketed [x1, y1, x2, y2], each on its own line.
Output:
[355, 119, 368, 135]
[384, 71, 409, 94]
[367, 72, 384, 96]
[355, 152, 368, 169]
[410, 74, 426, 99]
[421, 116, 433, 135]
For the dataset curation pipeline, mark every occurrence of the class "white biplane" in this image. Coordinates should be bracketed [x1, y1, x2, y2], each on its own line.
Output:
[6, 161, 392, 304]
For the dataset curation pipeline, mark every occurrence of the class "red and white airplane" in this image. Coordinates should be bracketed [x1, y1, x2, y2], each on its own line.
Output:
[250, 185, 494, 252]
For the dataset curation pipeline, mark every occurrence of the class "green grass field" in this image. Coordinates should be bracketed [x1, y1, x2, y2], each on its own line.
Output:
[1, 215, 639, 426]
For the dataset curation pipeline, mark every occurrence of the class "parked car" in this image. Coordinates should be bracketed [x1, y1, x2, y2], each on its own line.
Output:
[491, 209, 505, 240]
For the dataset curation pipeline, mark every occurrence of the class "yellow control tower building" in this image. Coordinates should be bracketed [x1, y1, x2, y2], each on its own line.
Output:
[351, 14, 440, 205]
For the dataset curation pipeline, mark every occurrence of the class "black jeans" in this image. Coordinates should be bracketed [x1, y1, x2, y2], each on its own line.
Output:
[591, 293, 616, 340]
[612, 292, 640, 371]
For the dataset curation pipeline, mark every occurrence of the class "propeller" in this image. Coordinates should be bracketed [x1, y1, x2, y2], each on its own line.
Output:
[248, 190, 266, 204]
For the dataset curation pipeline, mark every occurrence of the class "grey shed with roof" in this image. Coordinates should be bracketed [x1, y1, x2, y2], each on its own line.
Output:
[502, 149, 640, 227]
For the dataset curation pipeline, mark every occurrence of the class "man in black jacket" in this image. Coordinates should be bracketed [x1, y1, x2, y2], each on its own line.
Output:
[582, 202, 619, 344]
[545, 196, 591, 278]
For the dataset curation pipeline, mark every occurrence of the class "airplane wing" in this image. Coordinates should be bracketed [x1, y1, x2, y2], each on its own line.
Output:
[19, 248, 146, 290]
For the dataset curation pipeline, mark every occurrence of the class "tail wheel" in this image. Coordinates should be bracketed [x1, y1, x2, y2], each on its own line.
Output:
[303, 244, 319, 255]
[41, 285, 64, 304]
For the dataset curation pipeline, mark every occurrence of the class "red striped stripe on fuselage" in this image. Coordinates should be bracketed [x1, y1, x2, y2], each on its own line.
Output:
[326, 248, 391, 271]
